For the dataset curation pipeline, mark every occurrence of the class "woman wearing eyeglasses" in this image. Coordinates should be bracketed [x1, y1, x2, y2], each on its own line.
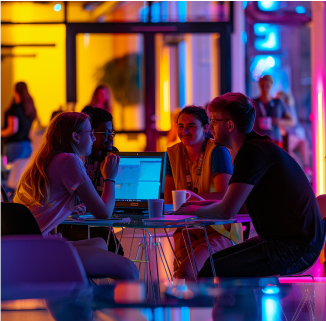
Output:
[165, 106, 243, 280]
[14, 111, 139, 280]
[57, 106, 124, 255]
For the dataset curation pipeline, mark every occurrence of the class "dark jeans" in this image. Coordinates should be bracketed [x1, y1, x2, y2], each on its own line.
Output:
[198, 236, 318, 278]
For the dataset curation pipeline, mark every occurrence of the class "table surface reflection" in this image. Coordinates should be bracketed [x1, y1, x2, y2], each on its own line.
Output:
[2, 278, 326, 321]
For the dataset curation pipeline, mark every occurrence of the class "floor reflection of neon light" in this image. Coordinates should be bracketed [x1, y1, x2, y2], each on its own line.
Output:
[318, 91, 325, 195]
[262, 295, 280, 321]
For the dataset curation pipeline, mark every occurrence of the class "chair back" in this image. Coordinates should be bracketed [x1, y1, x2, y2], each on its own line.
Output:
[2, 236, 88, 284]
[1, 202, 42, 236]
[317, 194, 326, 219]
[1, 235, 89, 300]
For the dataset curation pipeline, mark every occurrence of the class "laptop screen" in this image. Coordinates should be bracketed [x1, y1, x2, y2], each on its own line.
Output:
[111, 152, 166, 209]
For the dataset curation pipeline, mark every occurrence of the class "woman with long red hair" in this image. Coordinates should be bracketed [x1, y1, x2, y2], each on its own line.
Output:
[14, 111, 138, 280]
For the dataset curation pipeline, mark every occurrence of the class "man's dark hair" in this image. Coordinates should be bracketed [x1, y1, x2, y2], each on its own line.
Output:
[177, 105, 209, 126]
[208, 93, 255, 135]
[81, 105, 113, 129]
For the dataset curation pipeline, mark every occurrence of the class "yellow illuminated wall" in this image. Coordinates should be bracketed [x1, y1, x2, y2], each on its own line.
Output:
[1, 1, 64, 23]
[1, 24, 66, 127]
[155, 34, 171, 131]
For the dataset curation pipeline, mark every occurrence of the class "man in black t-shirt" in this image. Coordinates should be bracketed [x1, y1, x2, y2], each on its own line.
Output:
[176, 92, 324, 278]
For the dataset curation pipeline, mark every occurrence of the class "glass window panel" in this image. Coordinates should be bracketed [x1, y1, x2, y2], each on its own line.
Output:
[1, 1, 65, 23]
[155, 33, 220, 135]
[76, 33, 145, 141]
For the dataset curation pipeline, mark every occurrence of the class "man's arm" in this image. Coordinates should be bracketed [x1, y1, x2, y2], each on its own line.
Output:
[198, 173, 232, 200]
[175, 182, 254, 219]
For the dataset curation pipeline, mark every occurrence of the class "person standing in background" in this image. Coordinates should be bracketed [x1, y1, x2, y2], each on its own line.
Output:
[276, 91, 312, 181]
[1, 82, 36, 163]
[90, 85, 112, 113]
[252, 75, 293, 148]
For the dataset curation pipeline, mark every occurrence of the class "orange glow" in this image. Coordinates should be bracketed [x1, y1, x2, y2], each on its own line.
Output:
[317, 91, 325, 196]
[211, 33, 220, 98]
[156, 45, 171, 131]
[185, 34, 193, 105]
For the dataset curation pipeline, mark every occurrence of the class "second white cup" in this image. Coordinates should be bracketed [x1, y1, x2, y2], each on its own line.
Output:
[172, 190, 191, 211]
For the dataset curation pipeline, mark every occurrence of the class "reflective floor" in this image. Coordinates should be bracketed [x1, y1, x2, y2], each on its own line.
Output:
[2, 276, 326, 321]
[2, 245, 326, 321]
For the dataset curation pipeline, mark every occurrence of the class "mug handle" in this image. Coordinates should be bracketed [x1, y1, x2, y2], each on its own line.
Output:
[181, 190, 205, 201]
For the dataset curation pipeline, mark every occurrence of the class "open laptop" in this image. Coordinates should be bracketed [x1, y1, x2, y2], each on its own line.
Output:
[110, 152, 167, 216]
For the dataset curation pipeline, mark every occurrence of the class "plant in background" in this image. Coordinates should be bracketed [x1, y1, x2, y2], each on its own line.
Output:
[99, 53, 142, 107]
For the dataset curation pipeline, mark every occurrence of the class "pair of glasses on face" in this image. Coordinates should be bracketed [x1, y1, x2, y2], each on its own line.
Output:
[93, 130, 116, 139]
[77, 129, 95, 137]
[78, 130, 116, 139]
[209, 117, 230, 127]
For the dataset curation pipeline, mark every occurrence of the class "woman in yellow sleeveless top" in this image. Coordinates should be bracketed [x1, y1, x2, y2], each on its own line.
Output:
[165, 106, 243, 279]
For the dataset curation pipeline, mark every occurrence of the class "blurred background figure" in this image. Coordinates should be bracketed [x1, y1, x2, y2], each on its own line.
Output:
[89, 85, 112, 113]
[166, 108, 181, 148]
[276, 91, 312, 181]
[252, 75, 293, 148]
[1, 82, 36, 163]
[1, 82, 37, 197]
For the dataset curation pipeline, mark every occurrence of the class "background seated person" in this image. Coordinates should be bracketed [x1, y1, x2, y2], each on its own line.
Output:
[164, 106, 243, 280]
[176, 93, 325, 278]
[14, 112, 138, 280]
[57, 106, 123, 255]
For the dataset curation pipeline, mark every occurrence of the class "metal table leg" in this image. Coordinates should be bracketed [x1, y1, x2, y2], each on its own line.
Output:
[143, 229, 156, 304]
[128, 229, 136, 259]
[154, 228, 161, 301]
[115, 227, 124, 254]
[164, 228, 180, 268]
[158, 242, 173, 282]
[106, 227, 112, 248]
[181, 229, 197, 281]
[203, 225, 217, 277]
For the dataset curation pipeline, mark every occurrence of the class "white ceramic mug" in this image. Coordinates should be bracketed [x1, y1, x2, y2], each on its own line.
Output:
[172, 190, 205, 211]
[148, 199, 164, 218]
[257, 116, 272, 130]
